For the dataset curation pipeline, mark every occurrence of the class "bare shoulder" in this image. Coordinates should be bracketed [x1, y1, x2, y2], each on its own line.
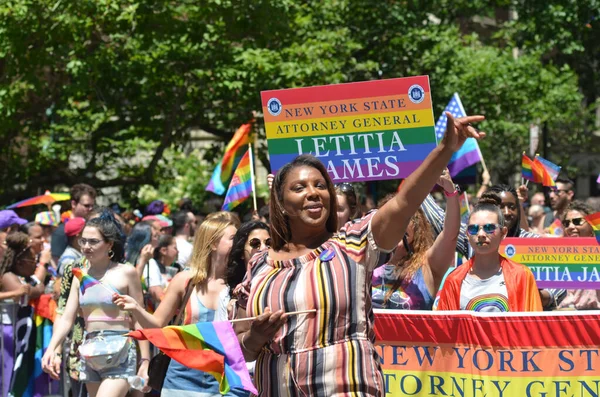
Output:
[169, 270, 192, 291]
[116, 263, 137, 278]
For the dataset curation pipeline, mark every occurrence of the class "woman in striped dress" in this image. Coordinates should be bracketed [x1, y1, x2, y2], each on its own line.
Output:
[234, 113, 485, 396]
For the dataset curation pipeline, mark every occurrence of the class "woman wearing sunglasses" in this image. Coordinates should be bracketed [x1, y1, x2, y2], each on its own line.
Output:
[372, 168, 460, 310]
[42, 211, 151, 397]
[558, 201, 600, 310]
[436, 192, 542, 312]
[335, 183, 362, 230]
[227, 221, 270, 289]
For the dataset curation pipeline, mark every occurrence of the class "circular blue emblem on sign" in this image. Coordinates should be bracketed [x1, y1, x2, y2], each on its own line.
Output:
[408, 84, 425, 104]
[504, 244, 516, 258]
[267, 98, 282, 116]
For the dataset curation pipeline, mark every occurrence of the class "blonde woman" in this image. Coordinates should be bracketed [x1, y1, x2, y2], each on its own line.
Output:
[114, 211, 246, 396]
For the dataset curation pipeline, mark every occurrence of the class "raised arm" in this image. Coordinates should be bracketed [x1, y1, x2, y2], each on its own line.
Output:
[427, 170, 460, 284]
[372, 113, 485, 250]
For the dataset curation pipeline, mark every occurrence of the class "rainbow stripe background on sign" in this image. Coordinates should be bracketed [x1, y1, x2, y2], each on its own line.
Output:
[499, 237, 600, 289]
[261, 76, 436, 183]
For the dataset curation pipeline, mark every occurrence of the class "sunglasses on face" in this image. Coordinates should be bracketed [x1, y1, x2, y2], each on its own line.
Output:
[467, 223, 500, 236]
[563, 218, 586, 228]
[336, 183, 355, 195]
[248, 238, 271, 250]
[78, 238, 103, 247]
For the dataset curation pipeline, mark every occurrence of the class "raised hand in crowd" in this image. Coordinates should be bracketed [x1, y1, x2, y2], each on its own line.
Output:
[517, 184, 531, 231]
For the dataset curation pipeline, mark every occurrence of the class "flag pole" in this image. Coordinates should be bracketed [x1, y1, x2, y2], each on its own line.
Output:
[454, 93, 488, 175]
[248, 142, 258, 213]
[230, 309, 317, 323]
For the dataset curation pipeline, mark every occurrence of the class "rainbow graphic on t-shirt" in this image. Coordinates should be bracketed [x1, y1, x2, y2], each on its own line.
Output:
[465, 293, 509, 312]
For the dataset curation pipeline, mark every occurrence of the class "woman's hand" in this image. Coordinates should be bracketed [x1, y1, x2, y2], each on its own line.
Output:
[441, 113, 486, 152]
[437, 168, 455, 194]
[247, 308, 287, 347]
[40, 249, 52, 266]
[139, 244, 154, 265]
[137, 359, 151, 393]
[267, 174, 274, 191]
[15, 283, 31, 298]
[113, 294, 141, 312]
[41, 349, 61, 380]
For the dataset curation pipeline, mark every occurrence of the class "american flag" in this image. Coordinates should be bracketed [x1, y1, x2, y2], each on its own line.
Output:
[434, 93, 466, 143]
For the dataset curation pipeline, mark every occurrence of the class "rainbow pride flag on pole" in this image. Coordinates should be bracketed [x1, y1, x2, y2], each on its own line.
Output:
[586, 212, 600, 244]
[521, 153, 544, 183]
[435, 93, 483, 177]
[222, 150, 253, 211]
[535, 155, 561, 182]
[128, 321, 257, 395]
[534, 157, 557, 189]
[206, 123, 253, 195]
[72, 268, 100, 294]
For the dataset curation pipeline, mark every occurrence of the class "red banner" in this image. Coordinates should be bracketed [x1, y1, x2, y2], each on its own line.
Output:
[374, 309, 600, 396]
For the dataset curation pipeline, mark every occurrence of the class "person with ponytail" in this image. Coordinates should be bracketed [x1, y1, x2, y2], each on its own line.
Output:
[112, 211, 246, 397]
[42, 210, 151, 397]
[436, 192, 542, 312]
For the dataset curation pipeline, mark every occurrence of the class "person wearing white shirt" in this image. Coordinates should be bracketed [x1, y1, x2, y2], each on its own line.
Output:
[171, 211, 196, 267]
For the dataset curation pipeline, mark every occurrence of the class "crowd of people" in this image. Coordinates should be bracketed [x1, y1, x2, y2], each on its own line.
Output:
[0, 112, 598, 396]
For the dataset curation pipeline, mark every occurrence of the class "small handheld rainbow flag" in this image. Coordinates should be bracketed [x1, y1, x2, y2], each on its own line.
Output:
[521, 153, 543, 183]
[535, 155, 561, 182]
[533, 157, 556, 189]
[128, 321, 257, 395]
[221, 150, 253, 211]
[72, 268, 100, 294]
[546, 218, 563, 236]
[585, 212, 600, 244]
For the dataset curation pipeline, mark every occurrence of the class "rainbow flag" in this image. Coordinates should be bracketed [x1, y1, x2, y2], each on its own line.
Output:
[535, 155, 561, 182]
[72, 268, 100, 294]
[534, 157, 557, 189]
[222, 150, 253, 211]
[521, 153, 544, 183]
[586, 212, 600, 244]
[128, 321, 257, 395]
[206, 123, 253, 195]
[546, 218, 563, 236]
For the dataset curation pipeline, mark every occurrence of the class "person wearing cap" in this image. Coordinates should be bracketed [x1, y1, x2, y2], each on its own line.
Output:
[57, 218, 86, 277]
[35, 211, 60, 247]
[0, 209, 28, 232]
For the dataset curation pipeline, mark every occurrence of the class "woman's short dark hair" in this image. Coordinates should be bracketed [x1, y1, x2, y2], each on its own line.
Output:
[19, 222, 38, 235]
[86, 209, 126, 262]
[227, 221, 269, 288]
[125, 221, 153, 265]
[469, 191, 505, 227]
[269, 155, 338, 251]
[485, 184, 517, 236]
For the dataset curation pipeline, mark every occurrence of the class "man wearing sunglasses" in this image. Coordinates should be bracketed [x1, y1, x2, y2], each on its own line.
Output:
[544, 177, 575, 229]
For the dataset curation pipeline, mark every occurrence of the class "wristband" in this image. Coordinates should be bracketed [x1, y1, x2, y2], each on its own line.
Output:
[139, 358, 150, 363]
[444, 189, 459, 197]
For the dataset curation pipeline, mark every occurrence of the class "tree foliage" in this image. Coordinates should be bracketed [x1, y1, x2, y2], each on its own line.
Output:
[0, 0, 595, 205]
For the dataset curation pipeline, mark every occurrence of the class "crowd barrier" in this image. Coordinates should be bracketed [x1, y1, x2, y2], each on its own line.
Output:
[1, 296, 60, 397]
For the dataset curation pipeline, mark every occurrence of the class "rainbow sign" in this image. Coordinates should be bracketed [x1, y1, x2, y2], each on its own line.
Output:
[375, 310, 600, 396]
[261, 76, 436, 182]
[499, 237, 600, 289]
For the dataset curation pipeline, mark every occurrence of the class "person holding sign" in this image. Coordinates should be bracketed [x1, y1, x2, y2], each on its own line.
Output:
[557, 201, 600, 310]
[233, 112, 485, 396]
[436, 192, 542, 312]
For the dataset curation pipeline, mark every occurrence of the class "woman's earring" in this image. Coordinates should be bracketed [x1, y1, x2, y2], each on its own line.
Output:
[108, 250, 115, 259]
